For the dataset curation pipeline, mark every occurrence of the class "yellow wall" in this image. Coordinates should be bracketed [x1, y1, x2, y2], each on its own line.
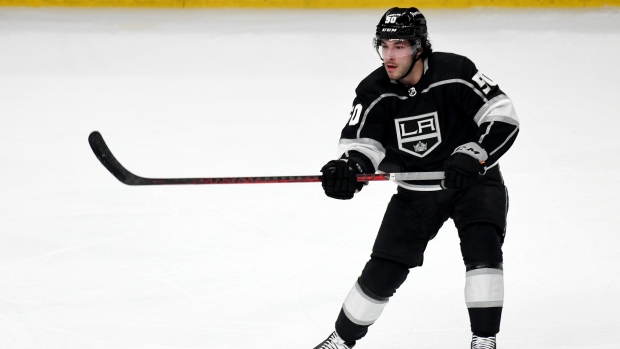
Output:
[2, 0, 618, 8]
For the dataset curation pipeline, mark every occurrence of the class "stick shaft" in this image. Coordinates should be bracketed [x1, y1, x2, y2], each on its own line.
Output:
[88, 131, 442, 186]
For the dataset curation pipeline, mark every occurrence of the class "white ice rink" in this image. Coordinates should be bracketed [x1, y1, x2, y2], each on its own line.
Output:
[1, 6, 619, 348]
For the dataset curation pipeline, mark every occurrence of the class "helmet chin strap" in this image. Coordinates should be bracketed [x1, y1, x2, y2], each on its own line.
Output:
[397, 49, 421, 81]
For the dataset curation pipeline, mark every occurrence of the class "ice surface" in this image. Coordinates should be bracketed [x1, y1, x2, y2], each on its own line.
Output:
[0, 6, 619, 348]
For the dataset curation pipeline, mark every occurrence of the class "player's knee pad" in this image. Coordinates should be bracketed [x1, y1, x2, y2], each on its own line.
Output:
[459, 223, 503, 266]
[341, 257, 409, 326]
[359, 257, 410, 299]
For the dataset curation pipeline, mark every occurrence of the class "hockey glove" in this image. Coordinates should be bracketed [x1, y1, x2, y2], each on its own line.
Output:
[442, 142, 488, 189]
[320, 159, 364, 200]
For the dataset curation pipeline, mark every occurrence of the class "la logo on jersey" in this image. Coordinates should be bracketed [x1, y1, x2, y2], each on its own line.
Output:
[394, 112, 441, 158]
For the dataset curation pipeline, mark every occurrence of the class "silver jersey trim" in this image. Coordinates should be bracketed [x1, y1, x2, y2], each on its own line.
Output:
[474, 94, 519, 127]
[357, 93, 409, 139]
[421, 79, 488, 102]
[338, 138, 386, 170]
[395, 181, 443, 191]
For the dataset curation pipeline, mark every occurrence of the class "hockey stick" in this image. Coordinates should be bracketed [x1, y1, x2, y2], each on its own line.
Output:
[88, 131, 444, 186]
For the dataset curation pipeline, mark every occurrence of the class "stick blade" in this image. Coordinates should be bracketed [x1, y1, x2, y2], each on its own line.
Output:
[88, 131, 143, 185]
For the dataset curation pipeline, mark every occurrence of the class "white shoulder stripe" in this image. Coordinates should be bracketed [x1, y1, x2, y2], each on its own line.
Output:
[421, 79, 488, 103]
[357, 93, 409, 138]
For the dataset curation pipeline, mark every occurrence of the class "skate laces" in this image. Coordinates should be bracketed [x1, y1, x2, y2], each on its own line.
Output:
[317, 332, 349, 349]
[471, 335, 496, 349]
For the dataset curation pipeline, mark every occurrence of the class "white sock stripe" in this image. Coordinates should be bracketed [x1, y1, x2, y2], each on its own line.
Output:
[342, 281, 388, 326]
[342, 306, 375, 326]
[465, 271, 504, 308]
[466, 268, 503, 277]
[466, 300, 504, 308]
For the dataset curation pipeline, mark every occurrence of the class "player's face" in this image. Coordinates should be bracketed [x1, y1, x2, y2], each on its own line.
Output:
[380, 39, 415, 80]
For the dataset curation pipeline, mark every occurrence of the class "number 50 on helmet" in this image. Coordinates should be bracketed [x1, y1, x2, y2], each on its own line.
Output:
[373, 7, 432, 61]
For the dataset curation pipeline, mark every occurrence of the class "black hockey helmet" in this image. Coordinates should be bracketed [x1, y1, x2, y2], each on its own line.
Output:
[373, 7, 428, 57]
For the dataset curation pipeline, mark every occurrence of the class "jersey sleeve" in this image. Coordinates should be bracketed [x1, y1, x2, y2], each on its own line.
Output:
[458, 58, 520, 171]
[337, 88, 405, 173]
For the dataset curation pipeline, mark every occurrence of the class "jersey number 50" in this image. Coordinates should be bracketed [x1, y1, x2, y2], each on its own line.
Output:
[472, 71, 497, 95]
[348, 104, 363, 126]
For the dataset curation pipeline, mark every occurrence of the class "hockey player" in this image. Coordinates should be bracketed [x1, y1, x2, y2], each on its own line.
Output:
[314, 7, 519, 349]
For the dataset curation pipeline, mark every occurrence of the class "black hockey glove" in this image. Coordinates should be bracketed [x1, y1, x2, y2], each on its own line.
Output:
[442, 142, 488, 190]
[320, 159, 364, 200]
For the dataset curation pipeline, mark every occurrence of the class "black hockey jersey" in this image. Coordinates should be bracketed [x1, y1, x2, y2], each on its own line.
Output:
[338, 52, 519, 191]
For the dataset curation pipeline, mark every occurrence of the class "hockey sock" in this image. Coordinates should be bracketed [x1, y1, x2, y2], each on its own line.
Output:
[459, 223, 504, 335]
[465, 264, 503, 335]
[335, 258, 410, 343]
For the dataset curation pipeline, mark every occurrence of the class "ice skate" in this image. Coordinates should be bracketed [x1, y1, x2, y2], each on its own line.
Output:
[313, 331, 353, 349]
[471, 334, 496, 349]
